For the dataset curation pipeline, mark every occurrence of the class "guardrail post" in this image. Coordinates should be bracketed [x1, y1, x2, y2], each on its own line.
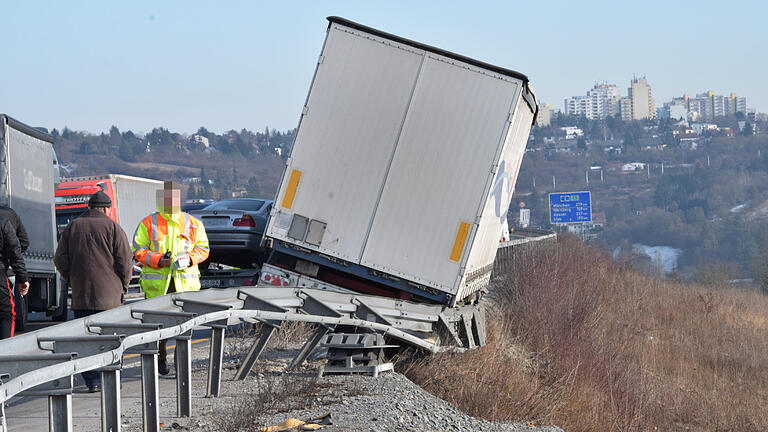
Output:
[175, 339, 192, 417]
[206, 327, 225, 396]
[140, 353, 159, 432]
[48, 394, 72, 432]
[288, 326, 329, 371]
[172, 297, 230, 398]
[101, 369, 121, 432]
[234, 326, 276, 380]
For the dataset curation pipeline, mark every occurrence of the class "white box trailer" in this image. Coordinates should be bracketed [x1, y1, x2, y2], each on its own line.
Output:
[111, 174, 164, 236]
[0, 114, 65, 325]
[265, 17, 537, 306]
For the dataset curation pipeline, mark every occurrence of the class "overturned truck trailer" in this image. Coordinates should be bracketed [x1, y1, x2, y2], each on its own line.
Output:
[260, 17, 538, 346]
[0, 18, 542, 431]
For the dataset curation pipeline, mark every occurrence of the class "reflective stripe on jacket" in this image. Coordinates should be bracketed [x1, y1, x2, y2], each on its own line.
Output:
[132, 212, 209, 298]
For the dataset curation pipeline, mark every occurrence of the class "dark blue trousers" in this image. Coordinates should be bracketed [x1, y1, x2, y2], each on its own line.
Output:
[74, 309, 101, 387]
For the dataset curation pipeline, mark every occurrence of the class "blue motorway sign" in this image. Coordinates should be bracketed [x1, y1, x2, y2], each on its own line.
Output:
[549, 191, 592, 224]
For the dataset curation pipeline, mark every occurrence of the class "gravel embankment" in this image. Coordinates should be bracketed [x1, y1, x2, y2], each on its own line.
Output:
[138, 339, 563, 432]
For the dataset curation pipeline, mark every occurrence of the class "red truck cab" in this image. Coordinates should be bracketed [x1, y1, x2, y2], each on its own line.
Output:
[55, 178, 117, 235]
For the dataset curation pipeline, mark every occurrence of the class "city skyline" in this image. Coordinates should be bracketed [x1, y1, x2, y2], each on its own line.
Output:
[559, 77, 754, 123]
[2, 0, 766, 134]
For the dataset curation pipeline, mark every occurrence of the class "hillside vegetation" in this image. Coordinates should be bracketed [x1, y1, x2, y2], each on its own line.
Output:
[51, 126, 295, 200]
[517, 114, 768, 281]
[402, 235, 768, 431]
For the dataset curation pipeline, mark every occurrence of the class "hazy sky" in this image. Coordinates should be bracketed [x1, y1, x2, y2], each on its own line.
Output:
[2, 1, 765, 134]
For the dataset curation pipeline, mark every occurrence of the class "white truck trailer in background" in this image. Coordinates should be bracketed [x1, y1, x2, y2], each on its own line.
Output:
[0, 114, 64, 328]
[261, 17, 537, 307]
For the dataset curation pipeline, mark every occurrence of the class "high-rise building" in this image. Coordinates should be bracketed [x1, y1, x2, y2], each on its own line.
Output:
[536, 103, 554, 127]
[726, 93, 747, 115]
[587, 83, 621, 119]
[688, 94, 710, 120]
[564, 83, 621, 120]
[564, 95, 591, 118]
[712, 94, 726, 118]
[628, 77, 655, 120]
[688, 91, 748, 120]
[658, 97, 687, 120]
[619, 97, 633, 121]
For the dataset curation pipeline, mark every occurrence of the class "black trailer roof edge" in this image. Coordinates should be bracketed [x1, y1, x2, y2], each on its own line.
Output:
[327, 16, 531, 84]
[0, 114, 54, 144]
[523, 85, 539, 126]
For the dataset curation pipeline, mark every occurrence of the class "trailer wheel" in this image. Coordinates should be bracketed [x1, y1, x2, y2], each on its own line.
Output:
[14, 288, 27, 331]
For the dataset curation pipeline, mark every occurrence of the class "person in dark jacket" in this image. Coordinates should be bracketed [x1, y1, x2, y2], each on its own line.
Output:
[0, 205, 29, 253]
[54, 191, 133, 393]
[0, 216, 29, 339]
[0, 205, 30, 302]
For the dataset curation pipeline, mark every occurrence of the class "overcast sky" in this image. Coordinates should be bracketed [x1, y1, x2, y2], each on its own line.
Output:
[2, 0, 764, 134]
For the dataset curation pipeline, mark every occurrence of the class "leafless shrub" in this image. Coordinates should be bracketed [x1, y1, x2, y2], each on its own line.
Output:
[224, 323, 259, 364]
[272, 321, 314, 350]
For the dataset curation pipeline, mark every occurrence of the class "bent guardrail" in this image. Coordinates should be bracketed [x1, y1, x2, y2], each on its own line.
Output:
[0, 229, 555, 432]
[0, 286, 482, 432]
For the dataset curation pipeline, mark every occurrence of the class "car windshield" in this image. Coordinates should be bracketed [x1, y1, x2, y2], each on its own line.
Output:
[205, 200, 265, 211]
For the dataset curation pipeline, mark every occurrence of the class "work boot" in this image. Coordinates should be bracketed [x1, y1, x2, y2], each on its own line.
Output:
[158, 359, 171, 376]
[158, 339, 171, 375]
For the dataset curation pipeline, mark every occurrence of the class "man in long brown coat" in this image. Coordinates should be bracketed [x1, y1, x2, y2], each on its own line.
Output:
[54, 191, 133, 392]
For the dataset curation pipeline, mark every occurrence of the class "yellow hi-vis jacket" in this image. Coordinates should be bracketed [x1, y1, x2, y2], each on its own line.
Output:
[132, 211, 209, 298]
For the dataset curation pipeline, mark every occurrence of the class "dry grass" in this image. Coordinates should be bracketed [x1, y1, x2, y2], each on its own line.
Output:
[402, 234, 768, 431]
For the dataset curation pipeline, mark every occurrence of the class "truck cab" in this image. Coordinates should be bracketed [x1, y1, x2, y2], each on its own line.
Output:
[55, 178, 115, 235]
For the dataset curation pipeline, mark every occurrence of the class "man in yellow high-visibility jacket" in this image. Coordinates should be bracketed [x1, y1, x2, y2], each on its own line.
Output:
[133, 181, 209, 374]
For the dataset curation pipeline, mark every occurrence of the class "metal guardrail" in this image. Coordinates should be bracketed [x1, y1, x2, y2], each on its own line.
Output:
[493, 228, 557, 276]
[0, 286, 484, 432]
[0, 228, 555, 432]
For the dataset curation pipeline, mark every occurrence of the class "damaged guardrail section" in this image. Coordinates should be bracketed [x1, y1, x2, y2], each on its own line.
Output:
[0, 229, 554, 432]
[0, 286, 484, 432]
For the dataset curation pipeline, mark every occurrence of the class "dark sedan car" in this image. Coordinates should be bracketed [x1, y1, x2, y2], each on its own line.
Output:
[189, 198, 273, 268]
[182, 199, 214, 212]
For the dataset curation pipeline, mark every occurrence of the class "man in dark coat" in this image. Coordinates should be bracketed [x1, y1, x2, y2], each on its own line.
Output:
[0, 205, 29, 253]
[54, 191, 133, 392]
[0, 216, 28, 339]
[0, 205, 30, 309]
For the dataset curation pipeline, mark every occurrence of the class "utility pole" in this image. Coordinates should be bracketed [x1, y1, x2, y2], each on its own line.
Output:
[661, 161, 664, 175]
[707, 155, 710, 167]
[647, 163, 650, 179]
[532, 177, 536, 189]
[552, 175, 556, 189]
[600, 169, 604, 182]
[586, 170, 589, 185]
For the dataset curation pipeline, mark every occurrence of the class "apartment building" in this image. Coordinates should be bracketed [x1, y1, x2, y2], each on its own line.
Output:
[564, 83, 621, 120]
[628, 77, 656, 120]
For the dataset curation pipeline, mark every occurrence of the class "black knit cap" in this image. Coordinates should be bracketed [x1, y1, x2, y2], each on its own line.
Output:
[88, 191, 112, 208]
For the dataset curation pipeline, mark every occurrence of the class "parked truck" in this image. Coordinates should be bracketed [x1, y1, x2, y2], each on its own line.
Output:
[259, 17, 537, 308]
[55, 174, 163, 238]
[0, 114, 64, 329]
